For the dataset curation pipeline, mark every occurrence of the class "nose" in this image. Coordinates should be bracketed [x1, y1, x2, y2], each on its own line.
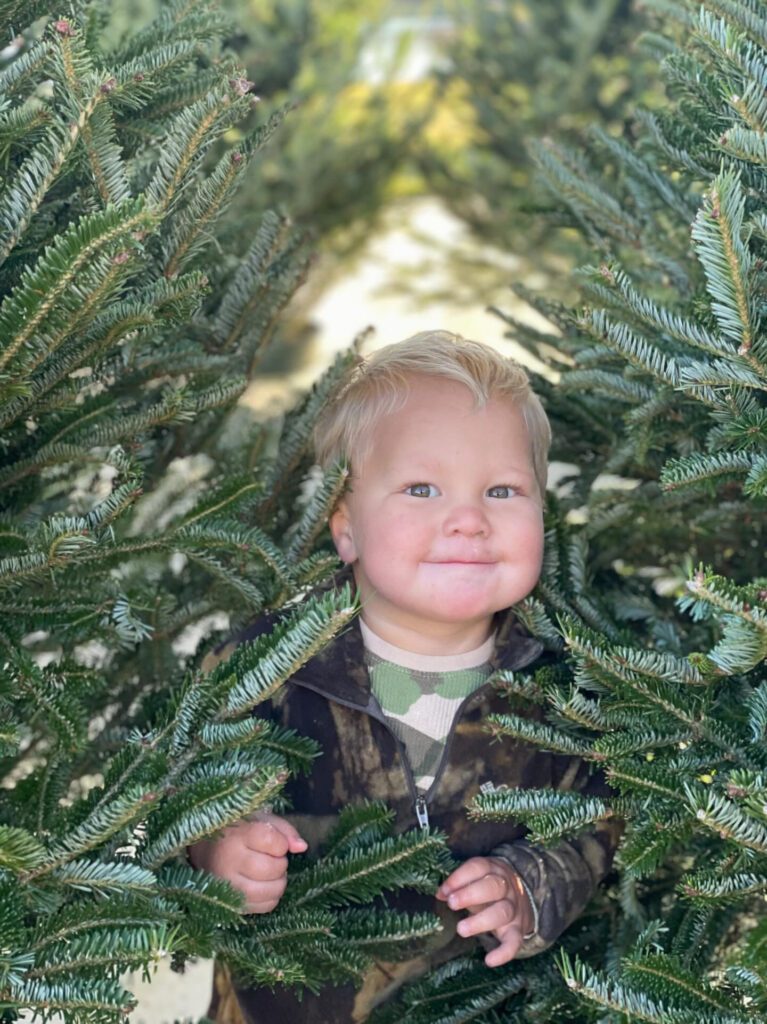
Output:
[443, 503, 490, 538]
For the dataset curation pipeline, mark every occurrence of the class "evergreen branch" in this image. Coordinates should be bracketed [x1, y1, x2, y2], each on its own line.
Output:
[559, 369, 656, 404]
[747, 682, 767, 742]
[208, 934, 307, 989]
[577, 309, 681, 387]
[222, 589, 357, 717]
[156, 863, 244, 923]
[0, 39, 51, 96]
[174, 520, 291, 584]
[661, 450, 755, 492]
[618, 819, 691, 877]
[24, 924, 179, 980]
[679, 869, 767, 904]
[687, 785, 767, 852]
[590, 126, 698, 223]
[635, 108, 711, 177]
[197, 717, 266, 751]
[691, 169, 757, 354]
[77, 94, 131, 206]
[744, 455, 767, 496]
[605, 764, 688, 804]
[0, 826, 46, 871]
[470, 787, 614, 842]
[117, 0, 234, 62]
[622, 951, 750, 1017]
[596, 263, 730, 355]
[678, 357, 767, 392]
[0, 274, 207, 429]
[557, 952, 743, 1024]
[184, 550, 264, 607]
[162, 141, 253, 277]
[0, 197, 153, 375]
[176, 477, 264, 528]
[697, 6, 767, 83]
[27, 904, 171, 955]
[8, 661, 88, 751]
[0, 95, 101, 263]
[213, 209, 291, 348]
[684, 569, 767, 632]
[140, 765, 288, 867]
[334, 908, 443, 952]
[529, 138, 641, 242]
[244, 906, 335, 944]
[562, 621, 701, 726]
[5, 978, 136, 1018]
[593, 728, 693, 757]
[27, 786, 161, 879]
[484, 712, 596, 758]
[266, 340, 363, 495]
[320, 801, 395, 860]
[286, 830, 453, 909]
[291, 551, 341, 590]
[49, 858, 156, 893]
[146, 81, 253, 215]
[284, 462, 349, 563]
[253, 722, 321, 777]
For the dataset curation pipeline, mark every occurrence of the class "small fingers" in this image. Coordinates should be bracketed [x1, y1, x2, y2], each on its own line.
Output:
[242, 820, 291, 857]
[456, 899, 517, 939]
[263, 814, 308, 855]
[445, 872, 510, 912]
[484, 925, 525, 968]
[437, 857, 492, 900]
[236, 872, 288, 914]
[237, 849, 288, 882]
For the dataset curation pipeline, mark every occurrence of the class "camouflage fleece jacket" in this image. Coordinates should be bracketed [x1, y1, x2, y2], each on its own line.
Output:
[205, 579, 619, 1024]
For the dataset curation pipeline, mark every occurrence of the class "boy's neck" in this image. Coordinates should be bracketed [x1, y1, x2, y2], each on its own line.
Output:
[358, 608, 495, 656]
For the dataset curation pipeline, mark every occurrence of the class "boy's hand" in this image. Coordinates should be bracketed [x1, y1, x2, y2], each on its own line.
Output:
[436, 856, 534, 967]
[188, 812, 307, 914]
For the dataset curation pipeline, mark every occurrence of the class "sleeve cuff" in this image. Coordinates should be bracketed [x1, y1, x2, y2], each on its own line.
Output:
[491, 851, 539, 940]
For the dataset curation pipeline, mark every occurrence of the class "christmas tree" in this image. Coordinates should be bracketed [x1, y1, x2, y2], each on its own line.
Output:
[416, 0, 664, 288]
[0, 2, 450, 1019]
[378, 0, 767, 1021]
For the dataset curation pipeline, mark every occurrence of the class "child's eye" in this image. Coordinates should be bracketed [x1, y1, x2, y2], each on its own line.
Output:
[405, 483, 440, 498]
[487, 485, 517, 499]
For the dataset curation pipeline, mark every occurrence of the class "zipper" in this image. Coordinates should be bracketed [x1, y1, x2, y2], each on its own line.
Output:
[414, 795, 430, 830]
[289, 631, 543, 832]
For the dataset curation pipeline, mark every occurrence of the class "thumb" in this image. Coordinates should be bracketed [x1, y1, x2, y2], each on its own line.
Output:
[255, 812, 307, 854]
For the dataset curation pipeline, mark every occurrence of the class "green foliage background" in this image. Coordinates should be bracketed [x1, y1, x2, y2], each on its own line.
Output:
[2, 0, 766, 1022]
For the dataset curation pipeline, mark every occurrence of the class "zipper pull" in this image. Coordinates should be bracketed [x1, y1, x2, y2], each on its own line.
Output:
[414, 796, 430, 830]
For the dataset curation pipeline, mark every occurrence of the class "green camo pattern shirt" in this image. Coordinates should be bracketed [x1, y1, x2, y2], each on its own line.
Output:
[361, 620, 494, 792]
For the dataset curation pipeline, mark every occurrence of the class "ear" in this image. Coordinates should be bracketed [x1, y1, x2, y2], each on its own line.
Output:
[329, 500, 358, 564]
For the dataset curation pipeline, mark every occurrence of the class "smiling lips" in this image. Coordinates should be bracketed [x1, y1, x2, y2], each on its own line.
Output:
[425, 559, 496, 565]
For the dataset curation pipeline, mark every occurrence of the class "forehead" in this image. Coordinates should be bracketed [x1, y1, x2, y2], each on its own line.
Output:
[354, 377, 532, 471]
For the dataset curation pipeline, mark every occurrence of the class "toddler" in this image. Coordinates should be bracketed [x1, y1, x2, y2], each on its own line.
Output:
[192, 331, 617, 1023]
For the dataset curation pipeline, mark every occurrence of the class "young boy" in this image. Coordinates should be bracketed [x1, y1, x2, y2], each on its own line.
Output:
[192, 331, 617, 1023]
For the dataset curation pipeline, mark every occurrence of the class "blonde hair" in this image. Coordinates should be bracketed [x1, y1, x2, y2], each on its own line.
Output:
[314, 330, 551, 496]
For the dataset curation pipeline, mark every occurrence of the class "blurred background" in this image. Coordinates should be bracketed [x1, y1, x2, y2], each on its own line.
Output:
[101, 0, 663, 1016]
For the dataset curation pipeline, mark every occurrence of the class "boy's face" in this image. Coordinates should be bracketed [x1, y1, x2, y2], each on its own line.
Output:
[329, 376, 544, 650]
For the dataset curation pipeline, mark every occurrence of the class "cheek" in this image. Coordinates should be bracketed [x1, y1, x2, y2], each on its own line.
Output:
[363, 512, 425, 569]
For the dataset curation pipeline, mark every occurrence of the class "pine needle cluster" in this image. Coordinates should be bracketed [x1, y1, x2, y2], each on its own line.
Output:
[0, 2, 450, 1019]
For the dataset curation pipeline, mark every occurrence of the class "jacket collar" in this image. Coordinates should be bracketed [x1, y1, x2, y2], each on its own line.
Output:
[291, 567, 544, 709]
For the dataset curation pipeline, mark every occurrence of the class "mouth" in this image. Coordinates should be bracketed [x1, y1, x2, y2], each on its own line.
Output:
[425, 560, 496, 566]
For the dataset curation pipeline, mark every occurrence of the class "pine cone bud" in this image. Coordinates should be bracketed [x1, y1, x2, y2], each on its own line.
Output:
[54, 19, 74, 35]
[229, 78, 254, 96]
[100, 77, 117, 94]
